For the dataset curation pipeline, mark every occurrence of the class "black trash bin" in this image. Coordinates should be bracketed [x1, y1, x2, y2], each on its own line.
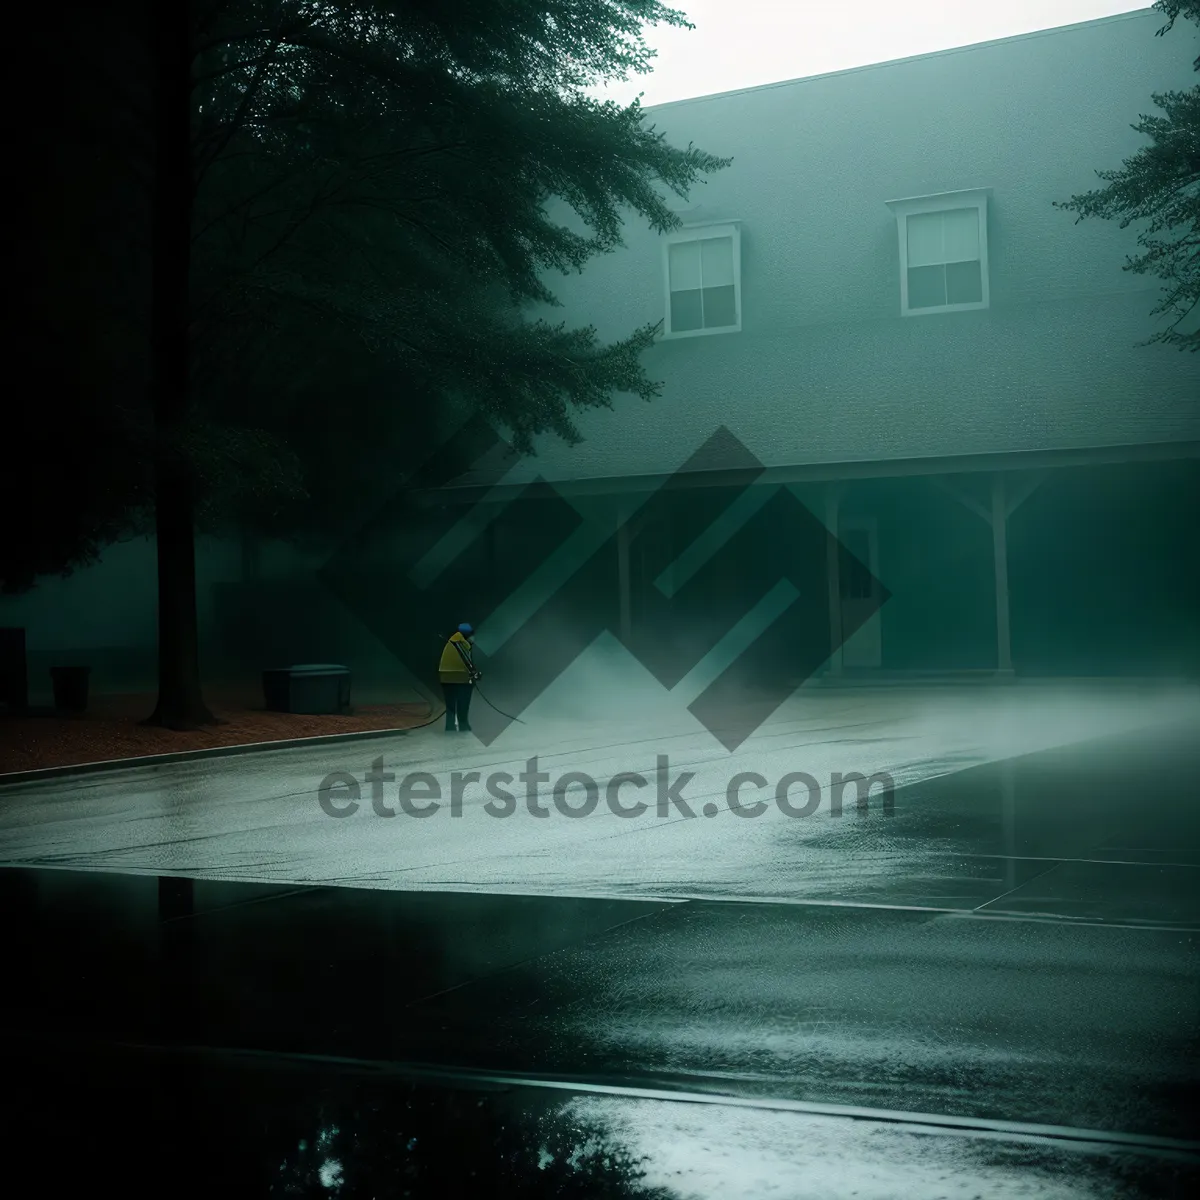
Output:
[290, 664, 351, 715]
[262, 664, 351, 715]
[50, 666, 91, 713]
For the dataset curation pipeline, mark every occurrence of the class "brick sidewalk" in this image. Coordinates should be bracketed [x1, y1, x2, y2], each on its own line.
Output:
[0, 682, 436, 774]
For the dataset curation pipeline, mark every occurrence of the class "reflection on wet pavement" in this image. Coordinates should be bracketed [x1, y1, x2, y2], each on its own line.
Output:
[8, 1043, 675, 1198]
[3, 708, 1199, 1196]
[8, 1041, 1199, 1199]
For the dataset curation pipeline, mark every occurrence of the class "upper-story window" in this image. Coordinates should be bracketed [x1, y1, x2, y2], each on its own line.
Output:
[662, 223, 742, 337]
[885, 189, 990, 316]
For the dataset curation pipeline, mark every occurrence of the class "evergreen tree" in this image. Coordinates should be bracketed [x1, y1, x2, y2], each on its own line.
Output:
[190, 1, 730, 536]
[1054, 0, 1199, 352]
[172, 0, 729, 726]
[10, 2, 729, 728]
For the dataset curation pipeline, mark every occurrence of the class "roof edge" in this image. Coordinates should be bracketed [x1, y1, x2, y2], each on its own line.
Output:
[422, 439, 1200, 504]
[639, 8, 1158, 113]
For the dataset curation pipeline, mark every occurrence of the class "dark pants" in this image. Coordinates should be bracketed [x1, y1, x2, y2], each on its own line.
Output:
[442, 682, 472, 730]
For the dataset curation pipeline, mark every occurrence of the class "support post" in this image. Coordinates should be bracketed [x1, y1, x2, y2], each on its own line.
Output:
[991, 473, 1013, 674]
[617, 502, 632, 643]
[825, 483, 843, 676]
[661, 507, 675, 598]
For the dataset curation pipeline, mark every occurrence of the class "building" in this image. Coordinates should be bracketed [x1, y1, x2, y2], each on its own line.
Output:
[432, 8, 1200, 681]
[3, 9, 1195, 699]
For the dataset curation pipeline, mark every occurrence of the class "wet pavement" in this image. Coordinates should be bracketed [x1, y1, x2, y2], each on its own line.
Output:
[2, 682, 1199, 1196]
[4, 856, 1198, 1138]
[1, 681, 1198, 906]
[9, 1039, 1197, 1198]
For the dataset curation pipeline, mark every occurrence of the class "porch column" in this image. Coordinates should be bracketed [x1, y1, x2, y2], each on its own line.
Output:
[990, 473, 1013, 674]
[661, 506, 675, 598]
[825, 483, 843, 675]
[617, 501, 632, 643]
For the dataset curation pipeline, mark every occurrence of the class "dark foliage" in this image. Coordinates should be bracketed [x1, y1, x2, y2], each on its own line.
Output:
[1054, 0, 1199, 352]
[5, 1, 729, 594]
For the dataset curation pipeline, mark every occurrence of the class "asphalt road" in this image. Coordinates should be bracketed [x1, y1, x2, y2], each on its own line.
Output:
[2, 681, 1198, 1196]
[2, 681, 1198, 905]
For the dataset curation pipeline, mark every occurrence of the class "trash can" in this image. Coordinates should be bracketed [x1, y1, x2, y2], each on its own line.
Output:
[262, 664, 351, 715]
[50, 665, 91, 714]
[288, 664, 351, 715]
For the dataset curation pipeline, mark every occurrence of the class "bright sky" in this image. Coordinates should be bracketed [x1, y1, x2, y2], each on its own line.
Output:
[594, 1, 1152, 106]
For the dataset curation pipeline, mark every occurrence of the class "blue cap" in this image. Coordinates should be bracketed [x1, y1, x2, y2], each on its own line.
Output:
[458, 623, 473, 635]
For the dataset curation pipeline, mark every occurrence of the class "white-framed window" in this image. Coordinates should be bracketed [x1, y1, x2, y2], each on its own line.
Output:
[662, 223, 741, 337]
[885, 189, 990, 316]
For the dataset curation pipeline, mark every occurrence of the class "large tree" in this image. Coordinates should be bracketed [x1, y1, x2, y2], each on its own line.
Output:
[1054, 0, 1199, 352]
[175, 0, 729, 727]
[12, 2, 729, 727]
[189, 1, 730, 534]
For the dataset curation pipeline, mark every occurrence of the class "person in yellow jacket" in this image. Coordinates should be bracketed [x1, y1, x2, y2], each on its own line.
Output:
[439, 623, 480, 732]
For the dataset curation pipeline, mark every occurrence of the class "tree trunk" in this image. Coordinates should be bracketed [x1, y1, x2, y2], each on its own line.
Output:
[143, 0, 218, 730]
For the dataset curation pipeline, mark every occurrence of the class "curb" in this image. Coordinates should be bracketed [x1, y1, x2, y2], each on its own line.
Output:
[0, 718, 437, 788]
